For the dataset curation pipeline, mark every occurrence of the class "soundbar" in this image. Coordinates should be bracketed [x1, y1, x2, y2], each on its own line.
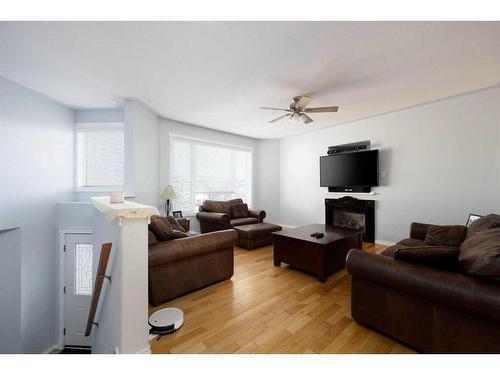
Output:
[327, 140, 370, 155]
[328, 186, 372, 193]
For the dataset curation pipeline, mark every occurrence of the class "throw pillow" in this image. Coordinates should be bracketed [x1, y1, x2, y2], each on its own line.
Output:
[424, 225, 467, 247]
[166, 215, 186, 232]
[466, 214, 500, 239]
[459, 227, 500, 282]
[394, 246, 460, 271]
[231, 203, 249, 219]
[149, 215, 178, 241]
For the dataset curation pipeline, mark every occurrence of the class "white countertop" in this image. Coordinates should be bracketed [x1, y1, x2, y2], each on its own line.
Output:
[90, 196, 160, 224]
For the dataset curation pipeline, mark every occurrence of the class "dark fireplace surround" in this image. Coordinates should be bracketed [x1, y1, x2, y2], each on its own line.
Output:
[325, 197, 375, 243]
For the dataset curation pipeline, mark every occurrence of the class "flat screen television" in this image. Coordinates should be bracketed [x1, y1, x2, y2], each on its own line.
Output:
[320, 150, 378, 189]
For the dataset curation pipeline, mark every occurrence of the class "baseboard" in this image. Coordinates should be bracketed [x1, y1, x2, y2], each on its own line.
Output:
[41, 343, 63, 354]
[375, 239, 395, 246]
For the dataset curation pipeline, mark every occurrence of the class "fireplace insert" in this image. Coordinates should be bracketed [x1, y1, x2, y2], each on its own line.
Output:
[325, 197, 375, 243]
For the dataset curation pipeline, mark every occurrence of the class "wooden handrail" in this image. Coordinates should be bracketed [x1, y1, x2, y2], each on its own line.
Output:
[85, 243, 112, 337]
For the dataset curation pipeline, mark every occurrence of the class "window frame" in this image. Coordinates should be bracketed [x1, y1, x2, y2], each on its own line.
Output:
[169, 134, 254, 216]
[74, 122, 125, 192]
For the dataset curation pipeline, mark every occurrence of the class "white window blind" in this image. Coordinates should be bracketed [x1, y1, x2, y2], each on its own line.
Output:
[76, 123, 125, 190]
[171, 136, 252, 213]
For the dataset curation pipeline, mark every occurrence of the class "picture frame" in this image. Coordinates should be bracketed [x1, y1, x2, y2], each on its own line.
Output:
[172, 210, 183, 218]
[466, 213, 482, 227]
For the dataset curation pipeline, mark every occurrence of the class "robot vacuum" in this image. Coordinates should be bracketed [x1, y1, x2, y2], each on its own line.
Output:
[149, 307, 184, 336]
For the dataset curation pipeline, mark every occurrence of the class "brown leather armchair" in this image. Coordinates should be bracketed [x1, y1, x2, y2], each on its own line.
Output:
[196, 198, 266, 233]
[148, 229, 238, 306]
[346, 218, 500, 353]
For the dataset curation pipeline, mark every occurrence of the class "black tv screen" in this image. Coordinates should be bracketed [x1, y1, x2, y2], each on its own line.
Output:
[320, 150, 378, 187]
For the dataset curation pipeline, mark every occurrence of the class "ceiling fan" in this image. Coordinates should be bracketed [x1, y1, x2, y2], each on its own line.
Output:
[260, 96, 338, 124]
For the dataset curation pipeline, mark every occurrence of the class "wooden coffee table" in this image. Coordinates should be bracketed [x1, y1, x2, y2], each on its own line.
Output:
[272, 224, 363, 282]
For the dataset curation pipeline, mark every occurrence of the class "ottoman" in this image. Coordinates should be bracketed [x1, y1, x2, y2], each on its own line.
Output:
[234, 223, 283, 250]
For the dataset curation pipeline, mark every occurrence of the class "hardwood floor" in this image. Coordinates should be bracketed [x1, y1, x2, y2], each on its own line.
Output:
[149, 243, 414, 354]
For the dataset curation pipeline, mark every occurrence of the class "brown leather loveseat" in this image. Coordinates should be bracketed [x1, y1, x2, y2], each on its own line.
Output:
[346, 214, 500, 353]
[148, 216, 238, 306]
[196, 198, 266, 233]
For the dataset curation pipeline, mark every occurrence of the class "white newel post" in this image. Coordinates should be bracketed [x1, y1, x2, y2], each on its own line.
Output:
[89, 197, 159, 354]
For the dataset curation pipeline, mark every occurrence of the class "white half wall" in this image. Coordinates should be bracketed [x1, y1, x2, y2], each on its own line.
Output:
[279, 87, 500, 243]
[0, 76, 74, 353]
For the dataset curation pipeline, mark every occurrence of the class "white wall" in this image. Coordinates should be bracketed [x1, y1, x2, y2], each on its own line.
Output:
[0, 76, 74, 353]
[0, 228, 21, 353]
[74, 108, 124, 123]
[280, 87, 500, 243]
[126, 100, 161, 207]
[254, 139, 281, 224]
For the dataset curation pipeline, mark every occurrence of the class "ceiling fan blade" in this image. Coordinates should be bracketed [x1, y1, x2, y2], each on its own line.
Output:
[269, 114, 291, 123]
[295, 96, 313, 110]
[304, 106, 339, 113]
[300, 113, 313, 124]
[260, 107, 291, 112]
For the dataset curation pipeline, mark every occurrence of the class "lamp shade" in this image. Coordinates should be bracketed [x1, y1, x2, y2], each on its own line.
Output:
[161, 185, 177, 201]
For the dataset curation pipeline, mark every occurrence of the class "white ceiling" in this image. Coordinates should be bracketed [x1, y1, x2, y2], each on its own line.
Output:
[1, 22, 500, 139]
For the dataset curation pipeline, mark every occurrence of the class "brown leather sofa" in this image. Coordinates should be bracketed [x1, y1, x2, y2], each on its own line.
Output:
[148, 217, 238, 306]
[346, 215, 500, 353]
[196, 198, 266, 233]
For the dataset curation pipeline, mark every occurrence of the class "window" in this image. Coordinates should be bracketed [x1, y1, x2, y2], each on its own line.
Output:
[76, 123, 125, 191]
[73, 243, 93, 295]
[171, 136, 252, 213]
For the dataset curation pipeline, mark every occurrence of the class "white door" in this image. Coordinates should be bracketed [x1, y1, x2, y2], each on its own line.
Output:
[65, 234, 93, 347]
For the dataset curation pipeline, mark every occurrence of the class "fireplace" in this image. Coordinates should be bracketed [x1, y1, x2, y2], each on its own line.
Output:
[325, 197, 375, 243]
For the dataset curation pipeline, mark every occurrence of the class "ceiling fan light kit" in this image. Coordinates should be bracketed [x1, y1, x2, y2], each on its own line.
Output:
[260, 96, 339, 125]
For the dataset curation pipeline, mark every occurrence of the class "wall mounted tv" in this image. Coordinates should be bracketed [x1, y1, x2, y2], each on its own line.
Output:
[320, 150, 379, 193]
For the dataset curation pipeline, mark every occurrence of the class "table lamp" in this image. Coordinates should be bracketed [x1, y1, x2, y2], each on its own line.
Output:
[161, 185, 177, 216]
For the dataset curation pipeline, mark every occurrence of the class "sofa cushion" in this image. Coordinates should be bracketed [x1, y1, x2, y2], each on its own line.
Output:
[380, 238, 428, 257]
[398, 238, 428, 247]
[202, 200, 230, 214]
[165, 215, 186, 232]
[466, 214, 500, 239]
[231, 203, 249, 219]
[380, 244, 407, 258]
[424, 225, 467, 247]
[394, 246, 460, 271]
[230, 217, 260, 227]
[148, 230, 159, 246]
[202, 199, 243, 215]
[149, 215, 189, 241]
[459, 227, 500, 282]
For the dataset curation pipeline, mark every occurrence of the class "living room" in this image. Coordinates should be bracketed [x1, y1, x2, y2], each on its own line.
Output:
[1, 1, 500, 373]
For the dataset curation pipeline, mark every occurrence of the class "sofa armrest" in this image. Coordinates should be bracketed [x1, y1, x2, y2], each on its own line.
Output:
[196, 211, 230, 225]
[149, 229, 238, 267]
[409, 222, 431, 240]
[346, 249, 500, 323]
[177, 217, 190, 232]
[248, 209, 266, 221]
